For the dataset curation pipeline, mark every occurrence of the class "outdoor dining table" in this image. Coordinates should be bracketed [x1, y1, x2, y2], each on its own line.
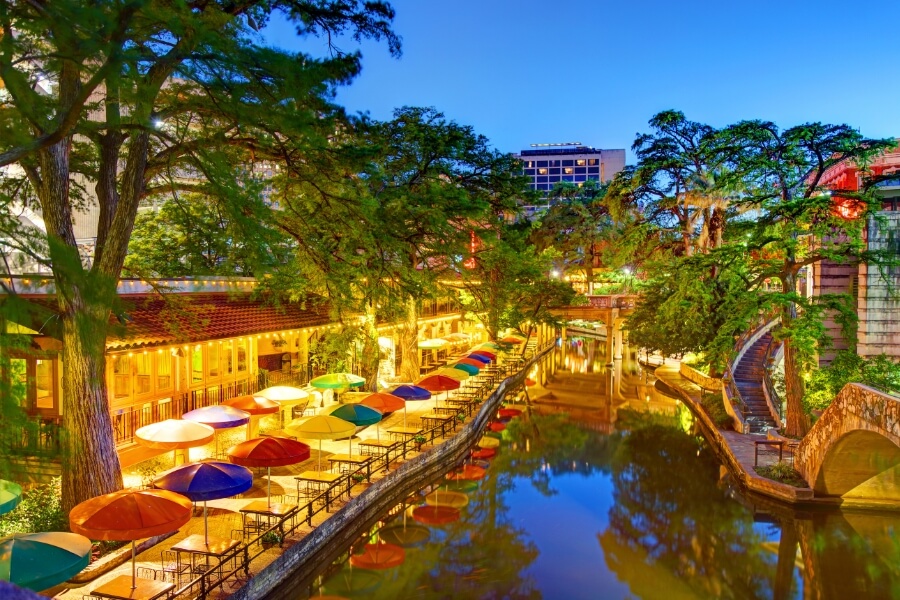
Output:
[92, 575, 174, 600]
[357, 439, 393, 456]
[386, 426, 422, 441]
[420, 413, 455, 435]
[295, 470, 341, 502]
[170, 533, 241, 576]
[238, 502, 298, 546]
[446, 397, 478, 416]
[327, 453, 372, 480]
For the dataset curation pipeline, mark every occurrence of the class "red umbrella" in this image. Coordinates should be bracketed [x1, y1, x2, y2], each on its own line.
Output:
[471, 448, 496, 459]
[69, 489, 192, 589]
[417, 374, 461, 408]
[412, 505, 459, 525]
[489, 422, 506, 432]
[228, 436, 311, 506]
[446, 464, 487, 481]
[349, 542, 405, 569]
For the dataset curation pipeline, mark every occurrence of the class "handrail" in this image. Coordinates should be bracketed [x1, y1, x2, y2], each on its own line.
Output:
[761, 331, 784, 424]
[164, 350, 543, 599]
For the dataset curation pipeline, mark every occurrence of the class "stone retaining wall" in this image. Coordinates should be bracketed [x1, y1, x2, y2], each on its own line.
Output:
[679, 363, 723, 391]
[231, 347, 551, 600]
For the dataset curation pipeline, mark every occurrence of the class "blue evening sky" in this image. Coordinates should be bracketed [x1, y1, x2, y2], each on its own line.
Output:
[264, 0, 900, 162]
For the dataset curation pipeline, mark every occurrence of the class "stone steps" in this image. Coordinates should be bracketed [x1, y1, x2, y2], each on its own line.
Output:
[733, 333, 777, 429]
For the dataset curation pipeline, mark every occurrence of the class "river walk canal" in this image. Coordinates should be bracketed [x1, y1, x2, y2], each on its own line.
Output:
[295, 338, 900, 599]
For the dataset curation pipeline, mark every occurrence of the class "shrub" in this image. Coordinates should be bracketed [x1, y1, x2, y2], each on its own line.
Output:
[754, 461, 807, 488]
[700, 392, 733, 429]
[0, 478, 66, 535]
[804, 351, 900, 413]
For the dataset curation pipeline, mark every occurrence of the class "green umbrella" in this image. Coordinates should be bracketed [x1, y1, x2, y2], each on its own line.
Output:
[0, 532, 92, 591]
[310, 373, 366, 389]
[0, 481, 22, 516]
[448, 362, 480, 376]
[418, 339, 448, 350]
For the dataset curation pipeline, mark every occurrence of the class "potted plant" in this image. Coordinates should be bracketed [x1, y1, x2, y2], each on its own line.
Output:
[413, 434, 427, 450]
[351, 473, 366, 485]
[261, 531, 282, 549]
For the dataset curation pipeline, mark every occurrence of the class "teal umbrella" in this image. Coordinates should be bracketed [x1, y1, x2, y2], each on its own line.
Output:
[326, 404, 383, 453]
[0, 481, 22, 516]
[0, 532, 92, 591]
[449, 362, 480, 376]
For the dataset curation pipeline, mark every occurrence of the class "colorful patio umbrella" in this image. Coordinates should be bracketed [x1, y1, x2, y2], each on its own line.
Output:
[182, 405, 250, 456]
[0, 532, 92, 591]
[469, 350, 496, 361]
[310, 373, 366, 389]
[418, 338, 448, 350]
[134, 419, 216, 466]
[416, 374, 461, 407]
[425, 490, 468, 508]
[434, 367, 470, 381]
[389, 385, 432, 427]
[341, 392, 373, 404]
[360, 392, 405, 415]
[412, 505, 460, 525]
[349, 543, 405, 570]
[448, 362, 480, 376]
[463, 353, 491, 364]
[285, 415, 356, 472]
[0, 480, 22, 516]
[256, 386, 311, 425]
[455, 357, 485, 369]
[228, 436, 311, 507]
[153, 460, 252, 544]
[69, 489, 192, 589]
[223, 395, 279, 439]
[325, 404, 382, 453]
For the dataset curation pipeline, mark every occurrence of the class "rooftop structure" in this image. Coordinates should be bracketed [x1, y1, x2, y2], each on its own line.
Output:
[514, 143, 625, 194]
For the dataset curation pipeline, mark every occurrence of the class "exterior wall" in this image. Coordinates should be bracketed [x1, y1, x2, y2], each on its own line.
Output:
[812, 258, 856, 365]
[515, 145, 627, 194]
[859, 213, 900, 360]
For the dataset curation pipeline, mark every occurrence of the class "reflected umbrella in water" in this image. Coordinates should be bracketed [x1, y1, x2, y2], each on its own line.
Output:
[478, 436, 500, 449]
[388, 385, 432, 427]
[412, 505, 460, 525]
[227, 436, 311, 507]
[152, 460, 253, 544]
[471, 448, 496, 459]
[349, 542, 405, 570]
[285, 415, 356, 472]
[498, 408, 522, 418]
[134, 419, 215, 466]
[489, 422, 506, 432]
[447, 464, 487, 481]
[0, 480, 22, 515]
[378, 523, 431, 548]
[69, 489, 192, 589]
[0, 532, 92, 591]
[425, 490, 469, 508]
[322, 568, 382, 596]
[325, 404, 382, 453]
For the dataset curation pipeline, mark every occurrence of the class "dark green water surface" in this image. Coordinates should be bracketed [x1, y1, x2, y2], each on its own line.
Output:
[302, 339, 900, 600]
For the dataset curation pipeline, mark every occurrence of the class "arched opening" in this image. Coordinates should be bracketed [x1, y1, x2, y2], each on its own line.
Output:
[815, 430, 900, 499]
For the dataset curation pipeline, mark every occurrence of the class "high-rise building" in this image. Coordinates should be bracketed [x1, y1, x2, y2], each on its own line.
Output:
[515, 143, 626, 194]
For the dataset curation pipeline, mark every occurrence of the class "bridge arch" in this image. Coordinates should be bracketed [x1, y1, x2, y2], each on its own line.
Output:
[797, 383, 900, 500]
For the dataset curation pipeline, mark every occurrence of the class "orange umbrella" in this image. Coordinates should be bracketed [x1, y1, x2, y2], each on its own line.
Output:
[412, 505, 459, 525]
[134, 419, 215, 466]
[227, 437, 311, 507]
[360, 393, 406, 414]
[224, 395, 279, 439]
[349, 542, 405, 570]
[471, 448, 496, 459]
[446, 464, 487, 481]
[69, 489, 192, 589]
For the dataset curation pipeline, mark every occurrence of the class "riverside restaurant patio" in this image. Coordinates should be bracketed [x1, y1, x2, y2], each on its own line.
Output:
[15, 342, 537, 600]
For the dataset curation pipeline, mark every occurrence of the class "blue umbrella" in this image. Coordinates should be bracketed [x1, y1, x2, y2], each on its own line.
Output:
[389, 385, 432, 427]
[153, 461, 252, 544]
[463, 353, 491, 364]
[326, 404, 383, 451]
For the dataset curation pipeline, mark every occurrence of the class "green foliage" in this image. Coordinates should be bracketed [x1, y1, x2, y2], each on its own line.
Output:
[754, 462, 807, 488]
[0, 478, 66, 535]
[804, 351, 900, 412]
[700, 391, 733, 429]
[260, 531, 282, 545]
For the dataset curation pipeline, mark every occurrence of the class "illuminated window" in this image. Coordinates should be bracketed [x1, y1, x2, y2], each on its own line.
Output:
[157, 352, 172, 390]
[236, 339, 247, 373]
[564, 168, 574, 174]
[208, 343, 220, 377]
[224, 340, 234, 375]
[538, 168, 548, 175]
[134, 353, 151, 395]
[11, 358, 26, 407]
[576, 159, 586, 166]
[588, 159, 598, 166]
[113, 355, 131, 399]
[191, 346, 203, 384]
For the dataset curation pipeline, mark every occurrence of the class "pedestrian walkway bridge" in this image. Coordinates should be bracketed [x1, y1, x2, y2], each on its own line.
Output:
[796, 383, 900, 500]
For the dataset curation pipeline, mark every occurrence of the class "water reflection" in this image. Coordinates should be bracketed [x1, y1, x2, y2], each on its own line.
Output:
[304, 338, 900, 599]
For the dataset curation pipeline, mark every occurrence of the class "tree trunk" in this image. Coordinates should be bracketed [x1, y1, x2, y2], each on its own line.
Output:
[782, 337, 810, 437]
[774, 518, 799, 600]
[399, 296, 420, 383]
[60, 300, 123, 513]
[359, 303, 380, 391]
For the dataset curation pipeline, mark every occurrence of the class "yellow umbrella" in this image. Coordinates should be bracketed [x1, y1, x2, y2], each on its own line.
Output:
[434, 367, 470, 381]
[285, 415, 356, 472]
[478, 436, 500, 449]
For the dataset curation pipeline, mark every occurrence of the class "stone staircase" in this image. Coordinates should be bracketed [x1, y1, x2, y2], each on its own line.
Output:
[733, 332, 777, 433]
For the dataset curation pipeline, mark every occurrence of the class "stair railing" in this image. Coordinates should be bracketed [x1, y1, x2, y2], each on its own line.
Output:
[761, 331, 784, 426]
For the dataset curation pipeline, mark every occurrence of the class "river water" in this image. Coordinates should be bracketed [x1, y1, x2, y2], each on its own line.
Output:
[304, 338, 900, 599]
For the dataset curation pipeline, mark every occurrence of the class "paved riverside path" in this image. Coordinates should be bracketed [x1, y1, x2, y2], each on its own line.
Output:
[654, 362, 791, 470]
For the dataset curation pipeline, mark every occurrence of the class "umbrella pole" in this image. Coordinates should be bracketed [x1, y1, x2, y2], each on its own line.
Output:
[318, 439, 322, 473]
[131, 540, 137, 588]
[267, 467, 272, 509]
[204, 501, 209, 545]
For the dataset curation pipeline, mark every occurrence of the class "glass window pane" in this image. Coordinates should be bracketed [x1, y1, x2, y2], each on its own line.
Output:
[208, 343, 219, 377]
[224, 340, 234, 375]
[134, 354, 151, 394]
[192, 346, 203, 384]
[236, 339, 247, 373]
[157, 352, 172, 390]
[113, 355, 131, 399]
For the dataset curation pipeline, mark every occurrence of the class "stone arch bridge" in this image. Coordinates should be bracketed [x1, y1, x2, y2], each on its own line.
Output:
[796, 383, 900, 500]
